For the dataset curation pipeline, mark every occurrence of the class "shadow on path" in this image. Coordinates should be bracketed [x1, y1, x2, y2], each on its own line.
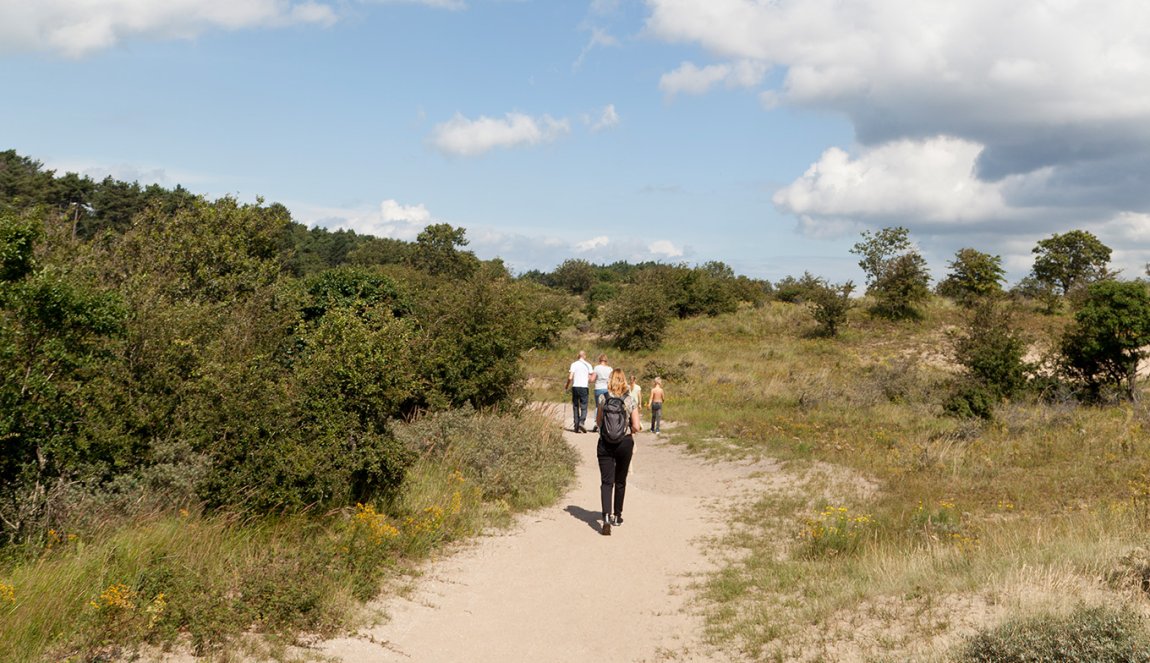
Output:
[564, 505, 603, 533]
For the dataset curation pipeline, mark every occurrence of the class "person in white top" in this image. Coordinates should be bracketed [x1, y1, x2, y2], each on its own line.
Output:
[564, 350, 594, 433]
[629, 376, 642, 431]
[591, 354, 613, 432]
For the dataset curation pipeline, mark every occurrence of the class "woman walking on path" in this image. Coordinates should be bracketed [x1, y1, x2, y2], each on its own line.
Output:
[647, 377, 665, 434]
[596, 369, 641, 536]
[590, 354, 613, 432]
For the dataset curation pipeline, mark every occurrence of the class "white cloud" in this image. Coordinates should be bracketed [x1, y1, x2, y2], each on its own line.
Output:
[659, 60, 767, 96]
[773, 136, 1035, 230]
[589, 104, 620, 132]
[575, 235, 610, 252]
[429, 112, 571, 157]
[363, 0, 465, 8]
[0, 0, 338, 58]
[293, 198, 433, 241]
[645, 0, 1150, 174]
[649, 239, 683, 257]
[573, 27, 620, 70]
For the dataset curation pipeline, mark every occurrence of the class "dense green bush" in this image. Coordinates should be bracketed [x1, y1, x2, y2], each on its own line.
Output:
[954, 301, 1030, 398]
[957, 605, 1150, 662]
[0, 213, 127, 542]
[1060, 279, 1150, 402]
[807, 280, 855, 337]
[937, 247, 1006, 305]
[600, 276, 671, 351]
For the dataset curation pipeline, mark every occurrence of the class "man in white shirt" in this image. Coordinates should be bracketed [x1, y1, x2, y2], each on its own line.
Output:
[564, 350, 593, 433]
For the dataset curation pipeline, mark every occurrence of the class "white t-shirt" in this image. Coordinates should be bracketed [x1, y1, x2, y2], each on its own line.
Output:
[569, 359, 593, 388]
[593, 364, 613, 391]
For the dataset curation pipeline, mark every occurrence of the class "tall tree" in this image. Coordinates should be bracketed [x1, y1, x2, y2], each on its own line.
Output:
[937, 248, 1006, 305]
[1030, 229, 1112, 296]
[1060, 279, 1150, 401]
[850, 226, 931, 320]
[408, 223, 478, 279]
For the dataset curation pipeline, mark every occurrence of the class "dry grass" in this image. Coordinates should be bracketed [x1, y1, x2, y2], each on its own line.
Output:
[524, 300, 1150, 661]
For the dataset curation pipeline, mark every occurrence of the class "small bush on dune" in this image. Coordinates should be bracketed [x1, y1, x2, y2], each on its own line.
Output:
[957, 604, 1150, 663]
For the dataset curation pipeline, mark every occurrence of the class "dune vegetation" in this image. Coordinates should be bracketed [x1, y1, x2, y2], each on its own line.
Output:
[526, 296, 1150, 661]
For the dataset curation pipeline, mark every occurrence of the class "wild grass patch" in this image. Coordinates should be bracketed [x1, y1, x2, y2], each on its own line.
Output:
[0, 408, 576, 662]
[524, 301, 1150, 660]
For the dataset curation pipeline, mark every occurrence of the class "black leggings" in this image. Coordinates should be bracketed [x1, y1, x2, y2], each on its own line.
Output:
[597, 435, 634, 517]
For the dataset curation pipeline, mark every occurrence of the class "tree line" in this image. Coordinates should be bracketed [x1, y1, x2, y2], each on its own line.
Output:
[0, 150, 770, 546]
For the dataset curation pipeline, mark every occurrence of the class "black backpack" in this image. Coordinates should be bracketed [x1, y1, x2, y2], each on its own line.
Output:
[600, 394, 630, 444]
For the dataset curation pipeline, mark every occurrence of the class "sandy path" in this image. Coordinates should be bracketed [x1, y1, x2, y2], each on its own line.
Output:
[314, 405, 775, 663]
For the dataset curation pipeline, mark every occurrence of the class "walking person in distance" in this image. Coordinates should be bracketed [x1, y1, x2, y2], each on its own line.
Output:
[564, 350, 593, 433]
[596, 368, 640, 536]
[648, 377, 665, 434]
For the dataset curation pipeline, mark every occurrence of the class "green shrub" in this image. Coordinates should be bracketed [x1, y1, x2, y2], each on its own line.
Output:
[392, 408, 577, 510]
[943, 383, 997, 420]
[957, 605, 1150, 663]
[807, 280, 855, 337]
[1060, 279, 1150, 402]
[601, 278, 671, 351]
[952, 300, 1030, 399]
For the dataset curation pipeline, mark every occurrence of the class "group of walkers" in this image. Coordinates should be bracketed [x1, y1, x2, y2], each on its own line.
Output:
[563, 351, 666, 536]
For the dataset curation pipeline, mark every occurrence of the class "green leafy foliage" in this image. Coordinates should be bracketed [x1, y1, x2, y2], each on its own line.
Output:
[407, 223, 479, 279]
[937, 247, 1006, 305]
[807, 280, 855, 337]
[850, 226, 932, 320]
[869, 252, 932, 320]
[1060, 279, 1150, 401]
[600, 275, 672, 351]
[773, 271, 824, 303]
[0, 214, 127, 538]
[1031, 229, 1113, 296]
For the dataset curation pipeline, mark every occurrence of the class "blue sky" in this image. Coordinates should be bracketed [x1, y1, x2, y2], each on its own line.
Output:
[3, 0, 1149, 285]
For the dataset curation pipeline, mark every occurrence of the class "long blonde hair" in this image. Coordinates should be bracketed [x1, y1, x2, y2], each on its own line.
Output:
[608, 368, 629, 396]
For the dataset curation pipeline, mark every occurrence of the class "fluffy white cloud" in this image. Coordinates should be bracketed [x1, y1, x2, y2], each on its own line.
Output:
[645, 0, 1150, 176]
[295, 198, 433, 241]
[0, 0, 338, 57]
[575, 235, 610, 252]
[659, 60, 767, 96]
[429, 112, 571, 157]
[589, 104, 620, 132]
[647, 0, 1150, 279]
[648, 239, 683, 257]
[773, 136, 1033, 229]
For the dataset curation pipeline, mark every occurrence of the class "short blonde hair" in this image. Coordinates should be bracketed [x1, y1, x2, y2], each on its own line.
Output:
[608, 369, 629, 396]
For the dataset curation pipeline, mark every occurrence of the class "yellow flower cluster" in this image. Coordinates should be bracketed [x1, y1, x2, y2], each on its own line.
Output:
[406, 505, 446, 534]
[353, 503, 400, 544]
[43, 528, 78, 554]
[145, 593, 167, 628]
[0, 582, 15, 605]
[90, 583, 137, 611]
[802, 505, 873, 556]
